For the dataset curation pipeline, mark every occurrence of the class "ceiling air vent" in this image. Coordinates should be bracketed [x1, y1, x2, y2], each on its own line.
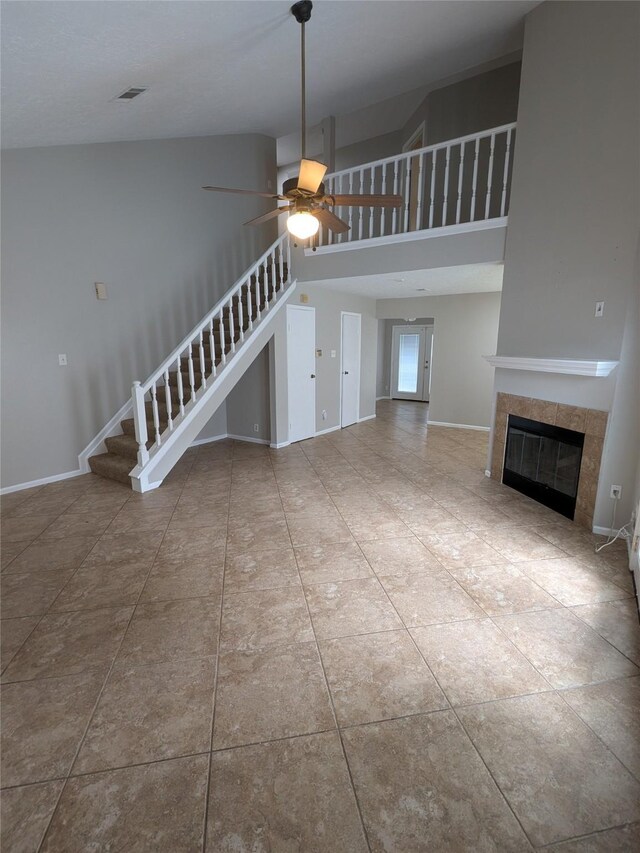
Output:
[114, 87, 147, 101]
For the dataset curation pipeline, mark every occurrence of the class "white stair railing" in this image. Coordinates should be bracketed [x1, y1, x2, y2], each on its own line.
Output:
[131, 233, 292, 467]
[317, 122, 516, 248]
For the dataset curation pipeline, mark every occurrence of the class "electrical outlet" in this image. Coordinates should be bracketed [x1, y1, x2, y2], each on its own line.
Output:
[58, 354, 68, 366]
[610, 484, 622, 500]
[595, 301, 604, 317]
[253, 423, 259, 433]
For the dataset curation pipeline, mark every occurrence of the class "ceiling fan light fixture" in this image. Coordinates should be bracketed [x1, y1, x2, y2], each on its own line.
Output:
[287, 210, 319, 240]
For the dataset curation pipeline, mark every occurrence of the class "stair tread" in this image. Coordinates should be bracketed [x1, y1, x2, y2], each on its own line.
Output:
[88, 452, 133, 485]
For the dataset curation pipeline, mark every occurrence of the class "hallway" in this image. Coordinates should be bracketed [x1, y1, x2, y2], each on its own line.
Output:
[2, 401, 639, 851]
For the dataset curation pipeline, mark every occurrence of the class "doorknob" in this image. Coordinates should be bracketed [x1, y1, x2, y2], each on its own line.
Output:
[343, 371, 349, 375]
[425, 362, 429, 368]
[310, 374, 316, 379]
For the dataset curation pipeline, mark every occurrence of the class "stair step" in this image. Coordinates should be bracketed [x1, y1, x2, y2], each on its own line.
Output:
[105, 434, 141, 461]
[88, 452, 133, 485]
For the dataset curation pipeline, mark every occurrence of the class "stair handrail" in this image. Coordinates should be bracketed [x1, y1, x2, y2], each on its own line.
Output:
[131, 231, 292, 466]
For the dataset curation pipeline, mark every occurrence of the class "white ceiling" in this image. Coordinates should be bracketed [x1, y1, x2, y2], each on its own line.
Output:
[314, 262, 504, 299]
[1, 1, 537, 150]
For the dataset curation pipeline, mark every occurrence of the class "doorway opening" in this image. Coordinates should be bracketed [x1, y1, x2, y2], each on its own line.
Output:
[286, 305, 316, 443]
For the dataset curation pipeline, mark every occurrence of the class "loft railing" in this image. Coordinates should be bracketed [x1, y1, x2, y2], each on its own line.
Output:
[316, 122, 516, 249]
[131, 233, 292, 467]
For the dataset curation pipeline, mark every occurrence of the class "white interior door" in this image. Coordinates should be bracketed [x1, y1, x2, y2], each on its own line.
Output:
[341, 312, 361, 427]
[391, 325, 430, 401]
[287, 305, 316, 443]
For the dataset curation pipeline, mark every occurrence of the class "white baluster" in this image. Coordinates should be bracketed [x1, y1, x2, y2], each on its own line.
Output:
[132, 381, 149, 466]
[187, 347, 196, 401]
[253, 273, 261, 322]
[286, 236, 291, 282]
[278, 242, 284, 287]
[150, 383, 161, 445]
[245, 281, 253, 332]
[415, 152, 425, 231]
[198, 330, 206, 388]
[455, 142, 465, 224]
[228, 297, 236, 352]
[369, 167, 375, 237]
[392, 159, 399, 233]
[358, 169, 364, 240]
[403, 158, 411, 232]
[442, 145, 451, 226]
[175, 356, 185, 416]
[347, 171, 354, 236]
[428, 150, 437, 228]
[163, 371, 173, 431]
[484, 133, 496, 220]
[262, 261, 269, 310]
[219, 309, 227, 365]
[209, 318, 217, 377]
[500, 128, 513, 217]
[470, 137, 480, 222]
[238, 289, 245, 342]
[271, 249, 277, 297]
[380, 163, 387, 235]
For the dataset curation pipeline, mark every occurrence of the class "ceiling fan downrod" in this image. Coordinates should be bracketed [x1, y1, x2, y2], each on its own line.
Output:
[291, 1, 313, 160]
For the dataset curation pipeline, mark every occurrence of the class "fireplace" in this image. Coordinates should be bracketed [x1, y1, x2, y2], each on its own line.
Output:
[503, 415, 585, 519]
[490, 394, 608, 529]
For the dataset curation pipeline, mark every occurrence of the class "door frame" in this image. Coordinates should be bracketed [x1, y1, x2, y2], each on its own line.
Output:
[402, 122, 426, 153]
[286, 304, 316, 443]
[340, 311, 361, 428]
[390, 324, 430, 401]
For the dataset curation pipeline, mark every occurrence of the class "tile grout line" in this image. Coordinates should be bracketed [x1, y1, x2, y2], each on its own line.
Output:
[34, 458, 195, 853]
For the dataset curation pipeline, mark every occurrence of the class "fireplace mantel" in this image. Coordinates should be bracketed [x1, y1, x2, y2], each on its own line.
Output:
[483, 356, 619, 377]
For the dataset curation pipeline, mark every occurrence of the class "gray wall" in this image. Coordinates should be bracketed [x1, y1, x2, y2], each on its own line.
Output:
[333, 130, 403, 173]
[377, 292, 501, 428]
[491, 0, 639, 528]
[403, 61, 521, 147]
[1, 134, 277, 486]
[226, 345, 271, 442]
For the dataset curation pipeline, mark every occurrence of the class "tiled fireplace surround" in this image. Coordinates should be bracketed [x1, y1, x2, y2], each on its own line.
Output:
[490, 393, 608, 530]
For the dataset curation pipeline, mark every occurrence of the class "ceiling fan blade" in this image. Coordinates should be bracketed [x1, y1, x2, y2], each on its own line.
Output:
[297, 159, 328, 194]
[313, 207, 350, 234]
[325, 194, 403, 208]
[203, 186, 284, 200]
[244, 206, 294, 226]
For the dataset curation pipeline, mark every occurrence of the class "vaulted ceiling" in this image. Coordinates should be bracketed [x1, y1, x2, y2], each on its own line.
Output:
[1, 0, 537, 150]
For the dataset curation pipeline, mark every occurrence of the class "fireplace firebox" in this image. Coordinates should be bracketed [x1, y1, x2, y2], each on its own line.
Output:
[503, 415, 585, 519]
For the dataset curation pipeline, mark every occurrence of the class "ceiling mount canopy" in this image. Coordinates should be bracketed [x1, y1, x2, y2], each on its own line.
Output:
[203, 0, 403, 241]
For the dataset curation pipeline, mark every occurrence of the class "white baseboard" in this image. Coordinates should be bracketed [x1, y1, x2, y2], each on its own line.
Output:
[592, 524, 632, 539]
[1, 468, 84, 496]
[376, 395, 391, 401]
[358, 414, 377, 423]
[270, 440, 291, 449]
[484, 469, 492, 478]
[189, 433, 229, 448]
[315, 424, 341, 437]
[78, 398, 133, 473]
[427, 420, 490, 432]
[227, 433, 270, 445]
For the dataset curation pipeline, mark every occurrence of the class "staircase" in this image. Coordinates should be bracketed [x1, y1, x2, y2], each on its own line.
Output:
[88, 234, 294, 492]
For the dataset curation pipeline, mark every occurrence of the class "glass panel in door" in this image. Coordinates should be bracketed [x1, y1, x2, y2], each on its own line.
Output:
[397, 334, 421, 393]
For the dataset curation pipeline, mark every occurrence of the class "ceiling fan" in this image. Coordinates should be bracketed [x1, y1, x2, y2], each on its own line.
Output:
[203, 0, 402, 241]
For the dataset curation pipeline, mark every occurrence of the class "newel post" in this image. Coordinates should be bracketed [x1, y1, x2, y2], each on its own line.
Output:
[132, 381, 150, 466]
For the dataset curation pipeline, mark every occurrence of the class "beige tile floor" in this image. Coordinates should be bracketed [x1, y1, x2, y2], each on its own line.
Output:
[1, 399, 639, 852]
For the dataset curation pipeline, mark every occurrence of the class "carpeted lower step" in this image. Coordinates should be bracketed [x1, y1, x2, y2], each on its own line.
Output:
[105, 434, 140, 461]
[88, 452, 133, 485]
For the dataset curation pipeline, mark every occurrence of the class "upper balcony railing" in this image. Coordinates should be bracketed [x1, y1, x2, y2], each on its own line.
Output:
[314, 122, 516, 250]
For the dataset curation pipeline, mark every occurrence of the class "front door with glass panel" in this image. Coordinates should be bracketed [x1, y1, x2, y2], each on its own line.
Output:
[391, 325, 431, 401]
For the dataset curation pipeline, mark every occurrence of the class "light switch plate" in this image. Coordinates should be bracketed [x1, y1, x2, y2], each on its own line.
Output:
[95, 282, 108, 300]
[595, 301, 604, 317]
[330, 350, 336, 358]
[58, 354, 68, 366]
